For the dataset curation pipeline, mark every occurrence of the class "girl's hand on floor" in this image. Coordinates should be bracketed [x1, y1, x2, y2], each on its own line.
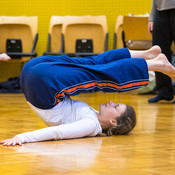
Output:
[0, 136, 22, 146]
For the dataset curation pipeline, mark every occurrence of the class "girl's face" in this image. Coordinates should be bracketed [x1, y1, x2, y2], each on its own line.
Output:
[99, 101, 126, 121]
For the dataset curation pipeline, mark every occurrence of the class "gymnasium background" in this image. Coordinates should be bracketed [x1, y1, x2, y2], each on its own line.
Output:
[0, 0, 152, 56]
[0, 0, 152, 82]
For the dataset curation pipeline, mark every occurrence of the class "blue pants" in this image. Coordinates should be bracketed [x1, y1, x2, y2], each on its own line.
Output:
[20, 48, 149, 109]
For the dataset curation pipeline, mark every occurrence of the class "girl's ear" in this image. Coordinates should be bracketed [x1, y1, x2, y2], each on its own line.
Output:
[110, 119, 117, 127]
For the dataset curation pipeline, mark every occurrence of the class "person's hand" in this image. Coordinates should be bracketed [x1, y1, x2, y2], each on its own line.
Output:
[0, 53, 11, 61]
[148, 21, 154, 34]
[0, 136, 22, 146]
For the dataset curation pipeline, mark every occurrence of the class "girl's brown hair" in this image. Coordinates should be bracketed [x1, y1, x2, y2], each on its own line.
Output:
[103, 105, 136, 136]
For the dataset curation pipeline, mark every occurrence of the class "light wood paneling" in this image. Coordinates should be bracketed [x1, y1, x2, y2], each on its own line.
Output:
[0, 92, 175, 175]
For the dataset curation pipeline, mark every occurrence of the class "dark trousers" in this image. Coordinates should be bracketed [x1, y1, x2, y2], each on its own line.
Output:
[153, 9, 175, 99]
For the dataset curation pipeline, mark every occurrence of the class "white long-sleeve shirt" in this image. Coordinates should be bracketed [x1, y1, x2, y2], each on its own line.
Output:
[16, 96, 102, 143]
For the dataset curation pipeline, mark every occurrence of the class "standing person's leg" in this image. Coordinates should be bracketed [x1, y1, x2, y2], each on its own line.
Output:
[170, 9, 175, 104]
[148, 9, 174, 103]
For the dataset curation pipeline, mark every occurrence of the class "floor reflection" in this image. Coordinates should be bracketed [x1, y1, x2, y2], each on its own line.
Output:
[9, 138, 102, 172]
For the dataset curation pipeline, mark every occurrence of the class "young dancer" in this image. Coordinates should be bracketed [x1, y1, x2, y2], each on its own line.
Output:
[1, 46, 175, 146]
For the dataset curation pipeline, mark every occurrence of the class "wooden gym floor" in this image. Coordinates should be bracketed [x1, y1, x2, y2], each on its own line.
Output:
[0, 92, 175, 175]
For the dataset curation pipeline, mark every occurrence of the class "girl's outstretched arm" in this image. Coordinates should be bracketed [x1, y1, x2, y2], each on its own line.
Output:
[0, 117, 98, 146]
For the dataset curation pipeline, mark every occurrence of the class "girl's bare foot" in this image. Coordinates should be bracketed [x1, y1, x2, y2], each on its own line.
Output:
[146, 45, 162, 60]
[147, 53, 175, 81]
[130, 45, 161, 60]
